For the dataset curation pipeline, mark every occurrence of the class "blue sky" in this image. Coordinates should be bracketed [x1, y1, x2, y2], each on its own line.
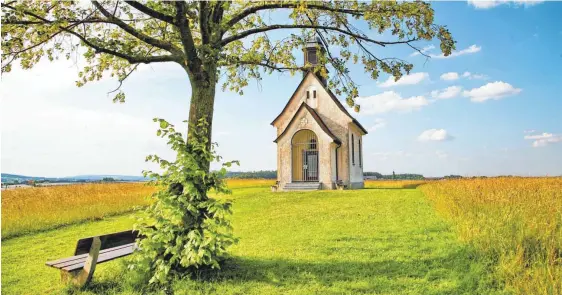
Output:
[2, 1, 561, 177]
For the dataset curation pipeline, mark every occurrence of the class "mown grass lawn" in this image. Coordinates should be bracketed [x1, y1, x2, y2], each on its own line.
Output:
[2, 186, 496, 295]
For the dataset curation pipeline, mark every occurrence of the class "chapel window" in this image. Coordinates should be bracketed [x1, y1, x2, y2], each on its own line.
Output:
[352, 134, 355, 166]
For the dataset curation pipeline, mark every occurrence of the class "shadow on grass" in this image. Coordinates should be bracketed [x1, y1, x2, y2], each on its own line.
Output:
[182, 248, 492, 294]
[76, 246, 494, 295]
[66, 279, 124, 295]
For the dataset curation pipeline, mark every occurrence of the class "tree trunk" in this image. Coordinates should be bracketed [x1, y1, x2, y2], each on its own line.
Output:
[185, 63, 217, 172]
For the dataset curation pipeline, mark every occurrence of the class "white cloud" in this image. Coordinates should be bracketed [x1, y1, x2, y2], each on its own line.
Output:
[410, 45, 435, 57]
[463, 81, 522, 102]
[369, 118, 387, 132]
[468, 0, 544, 9]
[462, 71, 488, 80]
[440, 72, 460, 81]
[355, 91, 430, 114]
[418, 129, 454, 142]
[524, 129, 536, 134]
[430, 45, 481, 59]
[441, 71, 488, 81]
[468, 0, 503, 8]
[524, 132, 562, 147]
[431, 86, 463, 100]
[378, 72, 429, 88]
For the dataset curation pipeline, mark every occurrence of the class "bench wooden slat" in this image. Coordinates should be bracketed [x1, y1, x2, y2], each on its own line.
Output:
[75, 230, 138, 255]
[46, 243, 134, 268]
[45, 228, 151, 287]
[61, 244, 136, 272]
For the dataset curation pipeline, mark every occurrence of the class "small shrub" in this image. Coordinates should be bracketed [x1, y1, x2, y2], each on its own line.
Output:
[132, 118, 238, 285]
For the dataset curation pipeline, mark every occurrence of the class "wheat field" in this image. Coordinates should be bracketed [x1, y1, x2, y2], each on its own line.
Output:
[1, 179, 276, 239]
[420, 177, 562, 294]
[1, 183, 155, 239]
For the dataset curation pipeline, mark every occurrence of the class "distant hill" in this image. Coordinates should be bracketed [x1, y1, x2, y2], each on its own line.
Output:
[1, 173, 38, 180]
[67, 175, 148, 181]
[1, 173, 148, 183]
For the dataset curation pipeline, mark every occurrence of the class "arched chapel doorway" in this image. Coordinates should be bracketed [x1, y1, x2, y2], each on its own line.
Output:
[292, 129, 319, 182]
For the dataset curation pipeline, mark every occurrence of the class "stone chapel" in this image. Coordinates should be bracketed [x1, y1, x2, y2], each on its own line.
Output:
[271, 38, 367, 190]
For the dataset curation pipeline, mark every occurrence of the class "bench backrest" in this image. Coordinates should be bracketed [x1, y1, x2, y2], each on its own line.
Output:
[74, 230, 138, 255]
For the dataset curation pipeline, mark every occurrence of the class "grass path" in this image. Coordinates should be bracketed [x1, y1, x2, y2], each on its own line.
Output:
[2, 187, 495, 295]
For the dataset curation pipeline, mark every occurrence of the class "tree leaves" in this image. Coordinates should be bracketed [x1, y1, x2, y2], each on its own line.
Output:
[2, 1, 455, 113]
[134, 118, 237, 284]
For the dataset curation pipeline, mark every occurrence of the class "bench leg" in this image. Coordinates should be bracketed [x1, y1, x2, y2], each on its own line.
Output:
[61, 237, 101, 287]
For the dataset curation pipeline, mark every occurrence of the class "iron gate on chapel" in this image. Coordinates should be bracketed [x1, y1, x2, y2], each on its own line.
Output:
[291, 129, 319, 182]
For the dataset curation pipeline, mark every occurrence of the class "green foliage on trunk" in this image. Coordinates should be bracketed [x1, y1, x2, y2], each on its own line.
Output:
[133, 118, 238, 284]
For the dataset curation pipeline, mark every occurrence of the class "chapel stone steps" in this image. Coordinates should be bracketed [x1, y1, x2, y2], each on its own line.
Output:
[283, 182, 321, 191]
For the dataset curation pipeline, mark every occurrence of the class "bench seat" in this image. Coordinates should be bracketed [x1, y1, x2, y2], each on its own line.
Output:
[46, 229, 139, 286]
[46, 243, 137, 272]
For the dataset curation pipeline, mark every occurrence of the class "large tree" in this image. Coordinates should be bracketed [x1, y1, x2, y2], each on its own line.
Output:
[2, 0, 454, 164]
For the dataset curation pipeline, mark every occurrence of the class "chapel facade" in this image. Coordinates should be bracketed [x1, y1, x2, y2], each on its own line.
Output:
[271, 38, 367, 190]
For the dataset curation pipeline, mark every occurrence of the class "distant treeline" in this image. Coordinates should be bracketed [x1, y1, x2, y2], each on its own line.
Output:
[364, 172, 463, 180]
[224, 171, 465, 180]
[364, 172, 424, 180]
[226, 170, 277, 179]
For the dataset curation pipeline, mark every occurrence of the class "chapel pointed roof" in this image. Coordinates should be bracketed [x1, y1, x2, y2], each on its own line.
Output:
[273, 102, 341, 145]
[271, 71, 368, 135]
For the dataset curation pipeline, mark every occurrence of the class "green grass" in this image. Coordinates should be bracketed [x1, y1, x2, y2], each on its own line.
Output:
[2, 187, 498, 295]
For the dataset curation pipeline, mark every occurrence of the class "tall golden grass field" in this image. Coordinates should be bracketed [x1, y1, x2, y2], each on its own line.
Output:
[1, 183, 154, 239]
[1, 179, 275, 239]
[420, 177, 562, 294]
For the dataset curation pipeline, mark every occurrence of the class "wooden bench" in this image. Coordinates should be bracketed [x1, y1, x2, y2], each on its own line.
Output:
[46, 229, 138, 287]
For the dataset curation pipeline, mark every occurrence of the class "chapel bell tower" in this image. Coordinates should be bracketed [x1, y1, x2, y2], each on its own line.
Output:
[303, 37, 327, 85]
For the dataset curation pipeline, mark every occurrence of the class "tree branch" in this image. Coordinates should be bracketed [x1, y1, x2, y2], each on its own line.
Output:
[69, 30, 177, 64]
[3, 17, 154, 25]
[2, 3, 177, 65]
[310, 21, 353, 88]
[211, 2, 225, 25]
[407, 43, 431, 58]
[174, 1, 200, 69]
[199, 1, 210, 44]
[91, 1, 181, 54]
[108, 63, 140, 94]
[2, 27, 66, 56]
[221, 24, 418, 47]
[226, 3, 365, 28]
[124, 1, 175, 24]
[229, 59, 304, 72]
